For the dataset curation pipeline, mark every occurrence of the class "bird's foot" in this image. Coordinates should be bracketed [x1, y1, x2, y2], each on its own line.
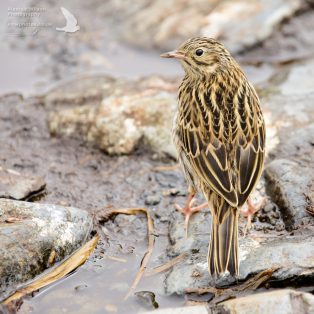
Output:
[175, 199, 207, 238]
[241, 197, 266, 236]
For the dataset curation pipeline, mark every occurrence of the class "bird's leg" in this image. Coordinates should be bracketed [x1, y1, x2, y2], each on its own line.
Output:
[241, 197, 266, 236]
[175, 190, 207, 237]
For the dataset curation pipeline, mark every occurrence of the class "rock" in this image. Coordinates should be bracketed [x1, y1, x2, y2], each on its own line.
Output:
[164, 208, 314, 294]
[255, 202, 284, 230]
[135, 291, 159, 309]
[240, 234, 314, 282]
[149, 289, 314, 314]
[263, 203, 275, 213]
[144, 305, 208, 314]
[265, 159, 313, 230]
[215, 289, 314, 314]
[263, 122, 314, 231]
[270, 124, 314, 167]
[0, 199, 92, 301]
[239, 8, 314, 64]
[0, 167, 45, 200]
[165, 209, 211, 294]
[103, 0, 218, 51]
[103, 0, 302, 54]
[201, 0, 302, 53]
[145, 195, 161, 206]
[262, 94, 314, 155]
[44, 76, 117, 108]
[279, 59, 314, 96]
[47, 76, 178, 157]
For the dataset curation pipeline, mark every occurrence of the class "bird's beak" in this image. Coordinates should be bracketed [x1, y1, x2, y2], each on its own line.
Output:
[160, 50, 186, 60]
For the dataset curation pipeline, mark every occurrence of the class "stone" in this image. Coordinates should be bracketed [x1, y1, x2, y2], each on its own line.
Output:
[145, 195, 161, 206]
[263, 203, 275, 213]
[135, 291, 159, 309]
[103, 0, 218, 51]
[0, 167, 46, 200]
[239, 9, 314, 64]
[269, 124, 314, 167]
[0, 199, 92, 301]
[144, 305, 208, 314]
[164, 207, 314, 294]
[44, 76, 116, 109]
[102, 0, 302, 54]
[265, 159, 313, 230]
[279, 59, 314, 96]
[262, 94, 314, 156]
[47, 76, 178, 157]
[146, 289, 314, 314]
[201, 0, 302, 53]
[215, 289, 314, 314]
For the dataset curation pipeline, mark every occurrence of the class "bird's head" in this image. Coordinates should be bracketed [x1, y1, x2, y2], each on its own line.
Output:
[160, 37, 232, 77]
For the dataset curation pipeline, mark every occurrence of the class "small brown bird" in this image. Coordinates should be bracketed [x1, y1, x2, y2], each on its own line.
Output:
[161, 37, 265, 276]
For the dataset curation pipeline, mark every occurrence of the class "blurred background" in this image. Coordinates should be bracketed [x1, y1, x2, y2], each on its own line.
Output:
[0, 1, 314, 314]
[1, 0, 314, 95]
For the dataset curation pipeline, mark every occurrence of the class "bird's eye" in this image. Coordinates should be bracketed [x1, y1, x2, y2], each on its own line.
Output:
[195, 49, 204, 56]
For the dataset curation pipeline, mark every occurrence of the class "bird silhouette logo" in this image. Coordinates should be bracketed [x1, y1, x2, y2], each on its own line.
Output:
[56, 7, 80, 33]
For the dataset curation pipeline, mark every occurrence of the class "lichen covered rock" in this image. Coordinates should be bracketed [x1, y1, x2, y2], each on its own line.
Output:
[0, 199, 92, 301]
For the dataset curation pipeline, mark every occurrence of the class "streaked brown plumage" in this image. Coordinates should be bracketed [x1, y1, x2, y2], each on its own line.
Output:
[161, 37, 265, 277]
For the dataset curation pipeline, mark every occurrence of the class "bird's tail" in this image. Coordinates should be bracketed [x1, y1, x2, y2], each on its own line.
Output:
[208, 199, 239, 277]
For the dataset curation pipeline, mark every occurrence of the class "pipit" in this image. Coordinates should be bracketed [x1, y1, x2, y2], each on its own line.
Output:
[161, 38, 265, 276]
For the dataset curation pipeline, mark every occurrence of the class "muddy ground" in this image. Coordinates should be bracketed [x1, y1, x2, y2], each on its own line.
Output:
[0, 91, 196, 313]
[1, 0, 314, 313]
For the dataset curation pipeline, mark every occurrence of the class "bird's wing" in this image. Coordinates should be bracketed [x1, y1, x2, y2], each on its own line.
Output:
[234, 84, 265, 206]
[176, 87, 238, 209]
[176, 82, 265, 220]
[60, 7, 78, 26]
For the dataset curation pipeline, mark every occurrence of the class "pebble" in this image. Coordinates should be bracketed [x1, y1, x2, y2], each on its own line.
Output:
[145, 195, 161, 206]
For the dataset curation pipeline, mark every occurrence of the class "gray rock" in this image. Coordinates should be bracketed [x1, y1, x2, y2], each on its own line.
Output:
[103, 0, 217, 51]
[147, 289, 314, 314]
[263, 203, 275, 213]
[279, 59, 314, 96]
[145, 195, 161, 206]
[44, 76, 116, 109]
[262, 94, 314, 155]
[135, 291, 159, 309]
[0, 304, 9, 314]
[270, 124, 314, 167]
[47, 76, 178, 157]
[0, 199, 92, 301]
[102, 0, 302, 54]
[165, 210, 211, 294]
[144, 305, 208, 314]
[239, 9, 314, 64]
[215, 289, 314, 314]
[265, 159, 313, 230]
[240, 234, 314, 281]
[165, 208, 314, 295]
[0, 167, 45, 200]
[201, 0, 302, 54]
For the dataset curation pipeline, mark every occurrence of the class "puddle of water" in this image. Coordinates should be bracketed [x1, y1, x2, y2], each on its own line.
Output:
[19, 225, 184, 314]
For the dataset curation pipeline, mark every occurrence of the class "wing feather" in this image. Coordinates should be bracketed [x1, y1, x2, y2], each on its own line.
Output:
[176, 80, 265, 209]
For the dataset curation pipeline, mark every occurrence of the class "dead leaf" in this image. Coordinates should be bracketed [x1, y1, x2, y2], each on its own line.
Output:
[145, 253, 188, 276]
[185, 267, 278, 305]
[4, 217, 21, 223]
[2, 235, 99, 305]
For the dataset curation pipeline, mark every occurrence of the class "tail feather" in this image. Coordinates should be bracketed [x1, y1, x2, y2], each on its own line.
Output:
[208, 202, 239, 276]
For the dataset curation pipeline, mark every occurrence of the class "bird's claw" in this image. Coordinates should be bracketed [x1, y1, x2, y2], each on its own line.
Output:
[174, 202, 207, 238]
